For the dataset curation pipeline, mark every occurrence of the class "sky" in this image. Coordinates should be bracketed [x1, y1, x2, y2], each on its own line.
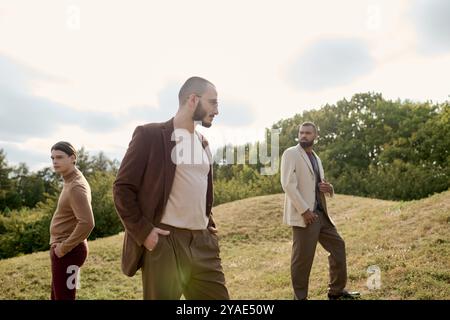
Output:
[1, 0, 449, 171]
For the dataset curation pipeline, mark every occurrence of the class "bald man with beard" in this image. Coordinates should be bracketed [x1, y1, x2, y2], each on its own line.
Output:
[113, 76, 229, 300]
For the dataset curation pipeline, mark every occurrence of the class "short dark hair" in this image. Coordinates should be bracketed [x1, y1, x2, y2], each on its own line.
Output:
[178, 76, 214, 105]
[51, 141, 77, 164]
[299, 122, 317, 134]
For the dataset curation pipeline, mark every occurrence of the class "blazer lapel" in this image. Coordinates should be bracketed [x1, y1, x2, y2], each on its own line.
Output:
[313, 150, 325, 181]
[161, 118, 177, 204]
[196, 131, 213, 164]
[196, 131, 214, 216]
[297, 145, 314, 176]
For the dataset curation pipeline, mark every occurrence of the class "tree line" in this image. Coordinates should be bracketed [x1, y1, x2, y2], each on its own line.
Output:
[0, 92, 448, 258]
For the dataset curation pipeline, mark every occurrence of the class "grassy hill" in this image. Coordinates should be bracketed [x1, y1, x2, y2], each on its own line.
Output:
[0, 191, 449, 300]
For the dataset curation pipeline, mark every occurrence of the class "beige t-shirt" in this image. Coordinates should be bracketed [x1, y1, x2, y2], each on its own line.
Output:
[161, 131, 210, 230]
[49, 168, 95, 255]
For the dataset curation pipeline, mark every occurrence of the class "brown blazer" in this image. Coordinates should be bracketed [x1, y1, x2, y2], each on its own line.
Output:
[113, 118, 215, 276]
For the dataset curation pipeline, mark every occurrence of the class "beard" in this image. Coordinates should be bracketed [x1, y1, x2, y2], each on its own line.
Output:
[192, 101, 212, 128]
[299, 140, 314, 148]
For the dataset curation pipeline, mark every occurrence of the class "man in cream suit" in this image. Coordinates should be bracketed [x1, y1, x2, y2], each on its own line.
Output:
[280, 122, 359, 300]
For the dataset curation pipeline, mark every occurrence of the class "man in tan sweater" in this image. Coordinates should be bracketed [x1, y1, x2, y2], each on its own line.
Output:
[49, 141, 95, 300]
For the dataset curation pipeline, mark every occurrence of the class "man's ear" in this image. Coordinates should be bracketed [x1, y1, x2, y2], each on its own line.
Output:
[70, 155, 76, 165]
[187, 94, 199, 109]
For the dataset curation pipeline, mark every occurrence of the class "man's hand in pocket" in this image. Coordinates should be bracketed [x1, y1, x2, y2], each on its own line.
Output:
[144, 227, 170, 251]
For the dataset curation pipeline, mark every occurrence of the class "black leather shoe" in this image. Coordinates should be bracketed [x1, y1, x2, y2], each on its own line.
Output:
[328, 290, 360, 300]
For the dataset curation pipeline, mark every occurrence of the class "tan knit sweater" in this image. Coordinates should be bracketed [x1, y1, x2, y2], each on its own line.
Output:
[49, 168, 95, 255]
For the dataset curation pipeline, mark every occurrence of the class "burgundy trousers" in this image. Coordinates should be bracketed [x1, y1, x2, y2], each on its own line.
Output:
[50, 241, 88, 300]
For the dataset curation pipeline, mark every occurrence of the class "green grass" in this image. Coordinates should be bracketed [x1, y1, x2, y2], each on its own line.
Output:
[1, 191, 449, 299]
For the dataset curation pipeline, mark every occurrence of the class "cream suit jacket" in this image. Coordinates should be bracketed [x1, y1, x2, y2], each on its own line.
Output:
[280, 144, 334, 228]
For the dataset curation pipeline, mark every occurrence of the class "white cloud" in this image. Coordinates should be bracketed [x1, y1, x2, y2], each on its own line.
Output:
[287, 37, 375, 91]
[410, 0, 450, 55]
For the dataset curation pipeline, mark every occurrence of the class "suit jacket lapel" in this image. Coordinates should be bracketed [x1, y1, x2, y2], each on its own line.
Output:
[313, 150, 324, 181]
[297, 145, 314, 176]
[196, 131, 213, 164]
[161, 118, 177, 204]
[196, 131, 214, 216]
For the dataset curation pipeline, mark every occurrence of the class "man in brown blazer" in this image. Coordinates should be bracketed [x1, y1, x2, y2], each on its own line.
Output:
[113, 76, 229, 300]
[280, 122, 360, 300]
